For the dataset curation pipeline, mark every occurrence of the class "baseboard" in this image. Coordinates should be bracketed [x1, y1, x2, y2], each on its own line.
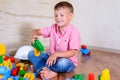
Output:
[88, 46, 120, 54]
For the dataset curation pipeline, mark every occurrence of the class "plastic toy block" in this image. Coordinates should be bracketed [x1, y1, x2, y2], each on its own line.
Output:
[0, 56, 3, 63]
[24, 77, 29, 80]
[80, 48, 90, 55]
[10, 76, 14, 80]
[19, 77, 24, 80]
[101, 68, 110, 80]
[8, 78, 12, 80]
[88, 73, 95, 80]
[16, 63, 25, 67]
[0, 66, 7, 74]
[24, 72, 35, 80]
[4, 56, 9, 61]
[98, 75, 101, 80]
[79, 74, 85, 80]
[66, 78, 71, 80]
[81, 45, 87, 49]
[3, 61, 9, 68]
[0, 44, 6, 55]
[32, 40, 44, 52]
[23, 67, 28, 71]
[74, 74, 80, 80]
[15, 76, 19, 80]
[4, 69, 11, 78]
[34, 48, 40, 57]
[11, 68, 19, 76]
[10, 57, 15, 63]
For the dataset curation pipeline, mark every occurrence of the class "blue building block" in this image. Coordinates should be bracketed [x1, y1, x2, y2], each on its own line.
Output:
[66, 78, 71, 80]
[80, 48, 90, 55]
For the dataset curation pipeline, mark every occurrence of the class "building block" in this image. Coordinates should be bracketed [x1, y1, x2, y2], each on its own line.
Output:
[100, 68, 110, 80]
[0, 66, 7, 74]
[0, 56, 3, 63]
[32, 40, 44, 52]
[66, 78, 71, 80]
[0, 44, 6, 55]
[88, 73, 95, 80]
[74, 74, 80, 80]
[79, 74, 85, 80]
[98, 75, 101, 80]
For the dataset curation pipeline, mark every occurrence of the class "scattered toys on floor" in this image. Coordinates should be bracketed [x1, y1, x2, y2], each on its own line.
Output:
[0, 43, 111, 80]
[0, 44, 37, 80]
[65, 68, 110, 80]
[80, 44, 91, 61]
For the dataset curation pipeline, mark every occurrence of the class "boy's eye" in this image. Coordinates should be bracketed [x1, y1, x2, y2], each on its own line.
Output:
[55, 15, 58, 17]
[60, 14, 64, 17]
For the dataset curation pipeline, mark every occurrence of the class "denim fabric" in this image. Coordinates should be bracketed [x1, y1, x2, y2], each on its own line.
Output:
[28, 50, 75, 73]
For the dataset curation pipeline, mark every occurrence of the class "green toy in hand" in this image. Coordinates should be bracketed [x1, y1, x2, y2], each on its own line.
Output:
[32, 40, 44, 56]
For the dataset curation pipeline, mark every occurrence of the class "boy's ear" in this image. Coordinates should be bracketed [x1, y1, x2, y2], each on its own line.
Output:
[70, 13, 74, 19]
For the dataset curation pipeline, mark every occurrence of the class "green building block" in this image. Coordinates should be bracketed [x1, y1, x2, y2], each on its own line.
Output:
[79, 74, 85, 80]
[32, 40, 44, 52]
[98, 75, 101, 80]
[19, 77, 24, 80]
[0, 56, 3, 63]
[74, 74, 80, 80]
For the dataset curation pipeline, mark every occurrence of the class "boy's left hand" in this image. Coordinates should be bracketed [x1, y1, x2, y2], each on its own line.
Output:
[46, 53, 58, 67]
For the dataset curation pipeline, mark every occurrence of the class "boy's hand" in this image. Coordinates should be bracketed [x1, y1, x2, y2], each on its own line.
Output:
[31, 35, 39, 44]
[31, 29, 39, 44]
[46, 53, 58, 67]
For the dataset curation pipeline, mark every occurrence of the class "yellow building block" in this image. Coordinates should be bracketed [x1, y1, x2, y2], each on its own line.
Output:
[101, 68, 110, 80]
[24, 72, 34, 80]
[34, 48, 40, 57]
[0, 44, 6, 55]
[0, 74, 3, 79]
[8, 78, 12, 80]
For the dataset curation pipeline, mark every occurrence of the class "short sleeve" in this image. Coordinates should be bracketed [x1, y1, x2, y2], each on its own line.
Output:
[40, 26, 52, 38]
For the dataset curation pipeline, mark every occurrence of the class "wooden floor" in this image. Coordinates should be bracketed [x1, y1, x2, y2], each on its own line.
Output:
[54, 49, 120, 80]
[17, 49, 120, 80]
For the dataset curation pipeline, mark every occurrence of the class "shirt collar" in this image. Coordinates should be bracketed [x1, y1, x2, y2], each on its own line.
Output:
[55, 24, 71, 35]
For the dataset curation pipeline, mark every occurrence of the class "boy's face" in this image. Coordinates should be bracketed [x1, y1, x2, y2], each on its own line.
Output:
[54, 8, 73, 28]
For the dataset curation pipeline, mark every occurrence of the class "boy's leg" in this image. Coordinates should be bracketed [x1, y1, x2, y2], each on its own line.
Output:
[48, 58, 75, 72]
[39, 58, 75, 80]
[28, 50, 49, 73]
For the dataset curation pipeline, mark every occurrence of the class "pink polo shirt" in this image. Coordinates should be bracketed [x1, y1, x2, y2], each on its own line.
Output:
[41, 24, 81, 66]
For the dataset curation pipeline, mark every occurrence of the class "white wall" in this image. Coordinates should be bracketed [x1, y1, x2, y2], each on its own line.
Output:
[0, 0, 120, 53]
[70, 0, 120, 53]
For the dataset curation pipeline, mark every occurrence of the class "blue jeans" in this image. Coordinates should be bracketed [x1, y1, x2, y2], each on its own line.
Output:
[28, 51, 75, 73]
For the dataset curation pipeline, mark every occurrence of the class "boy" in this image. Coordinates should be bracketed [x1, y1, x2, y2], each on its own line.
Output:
[28, 1, 81, 79]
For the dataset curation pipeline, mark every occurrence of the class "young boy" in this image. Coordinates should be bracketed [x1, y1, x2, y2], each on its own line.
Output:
[28, 1, 81, 79]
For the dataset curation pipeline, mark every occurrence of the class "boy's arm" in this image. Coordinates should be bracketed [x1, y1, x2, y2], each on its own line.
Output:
[46, 49, 78, 66]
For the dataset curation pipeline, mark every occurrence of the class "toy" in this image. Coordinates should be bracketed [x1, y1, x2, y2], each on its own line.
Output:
[74, 74, 85, 80]
[88, 73, 95, 80]
[32, 40, 44, 52]
[80, 45, 91, 61]
[100, 68, 110, 80]
[0, 44, 6, 55]
[32, 40, 44, 57]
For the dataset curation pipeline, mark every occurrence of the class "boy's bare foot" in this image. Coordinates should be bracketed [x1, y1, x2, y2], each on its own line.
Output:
[40, 68, 58, 80]
[30, 64, 35, 72]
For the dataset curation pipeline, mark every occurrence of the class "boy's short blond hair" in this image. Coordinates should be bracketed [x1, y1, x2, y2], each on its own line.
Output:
[54, 1, 74, 13]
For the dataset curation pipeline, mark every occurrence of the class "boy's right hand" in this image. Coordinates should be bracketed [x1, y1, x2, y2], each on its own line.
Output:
[31, 35, 39, 44]
[31, 29, 40, 44]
